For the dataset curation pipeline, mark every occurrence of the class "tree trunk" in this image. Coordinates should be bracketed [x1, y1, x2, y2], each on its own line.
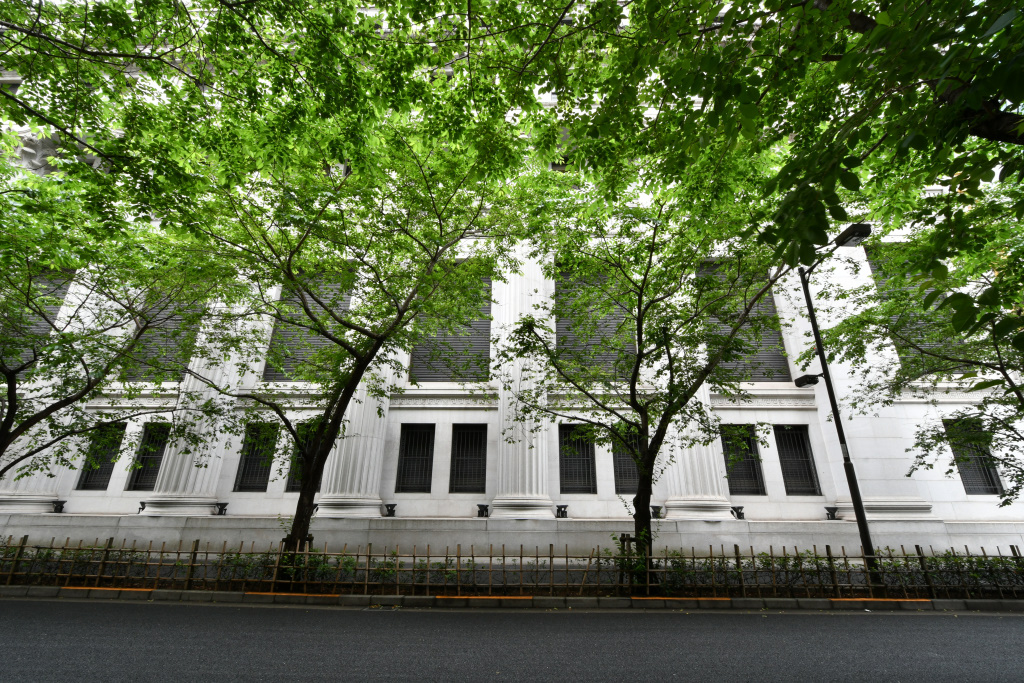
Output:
[284, 467, 319, 551]
[632, 486, 653, 559]
[284, 438, 334, 550]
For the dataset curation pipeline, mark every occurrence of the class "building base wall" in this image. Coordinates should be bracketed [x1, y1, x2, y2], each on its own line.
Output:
[3, 514, 1023, 555]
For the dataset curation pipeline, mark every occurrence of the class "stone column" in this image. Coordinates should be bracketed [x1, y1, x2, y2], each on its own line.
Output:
[315, 362, 401, 518]
[141, 324, 242, 516]
[489, 256, 554, 518]
[663, 386, 733, 519]
[0, 278, 90, 513]
[0, 470, 61, 513]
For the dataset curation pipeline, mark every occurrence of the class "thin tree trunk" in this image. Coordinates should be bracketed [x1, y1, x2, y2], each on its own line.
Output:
[284, 468, 319, 550]
[632, 487, 653, 558]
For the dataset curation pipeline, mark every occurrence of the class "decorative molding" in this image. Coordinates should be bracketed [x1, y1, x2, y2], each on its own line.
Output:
[710, 393, 817, 409]
[898, 390, 996, 404]
[390, 394, 498, 409]
[834, 497, 935, 520]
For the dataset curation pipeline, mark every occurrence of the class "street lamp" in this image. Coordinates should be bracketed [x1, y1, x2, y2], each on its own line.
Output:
[797, 223, 878, 571]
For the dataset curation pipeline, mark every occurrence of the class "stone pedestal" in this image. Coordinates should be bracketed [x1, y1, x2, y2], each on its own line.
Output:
[0, 477, 60, 513]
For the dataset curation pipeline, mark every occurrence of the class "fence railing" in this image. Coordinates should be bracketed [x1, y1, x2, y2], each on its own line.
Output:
[3, 536, 1024, 599]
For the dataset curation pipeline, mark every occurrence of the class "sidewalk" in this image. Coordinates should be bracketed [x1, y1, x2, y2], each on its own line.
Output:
[3, 585, 1023, 611]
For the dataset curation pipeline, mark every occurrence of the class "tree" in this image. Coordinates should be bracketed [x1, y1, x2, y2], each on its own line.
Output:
[494, 146, 812, 556]
[3, 0, 536, 543]
[820, 185, 1024, 502]
[0, 134, 246, 483]
[180, 117, 526, 547]
[443, 0, 1024, 363]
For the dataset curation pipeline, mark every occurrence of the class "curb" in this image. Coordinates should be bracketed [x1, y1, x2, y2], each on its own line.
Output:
[3, 586, 1024, 611]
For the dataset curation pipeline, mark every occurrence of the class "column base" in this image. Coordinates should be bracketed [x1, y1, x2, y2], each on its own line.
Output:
[834, 497, 935, 521]
[315, 496, 384, 518]
[489, 496, 555, 519]
[0, 493, 59, 514]
[139, 495, 219, 516]
[664, 497, 734, 520]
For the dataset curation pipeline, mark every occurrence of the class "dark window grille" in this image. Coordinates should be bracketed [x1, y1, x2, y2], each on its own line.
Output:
[409, 280, 491, 382]
[720, 425, 766, 495]
[612, 431, 640, 495]
[77, 422, 127, 491]
[774, 425, 821, 495]
[395, 424, 436, 493]
[263, 282, 351, 381]
[234, 423, 280, 492]
[286, 419, 324, 492]
[555, 274, 635, 380]
[123, 309, 202, 383]
[864, 244, 963, 369]
[716, 290, 792, 382]
[449, 424, 487, 493]
[944, 420, 1003, 495]
[4, 270, 74, 371]
[559, 424, 597, 494]
[127, 423, 171, 491]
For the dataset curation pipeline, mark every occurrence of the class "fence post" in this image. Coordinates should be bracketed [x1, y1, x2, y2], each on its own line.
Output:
[183, 540, 200, 591]
[825, 545, 840, 598]
[5, 535, 29, 586]
[915, 545, 937, 599]
[549, 544, 554, 597]
[734, 545, 745, 598]
[94, 537, 115, 587]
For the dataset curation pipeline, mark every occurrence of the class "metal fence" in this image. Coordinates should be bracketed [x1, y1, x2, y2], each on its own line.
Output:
[3, 535, 1024, 599]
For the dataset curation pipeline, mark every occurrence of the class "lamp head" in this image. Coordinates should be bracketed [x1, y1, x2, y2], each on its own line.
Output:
[834, 223, 871, 247]
[795, 374, 820, 388]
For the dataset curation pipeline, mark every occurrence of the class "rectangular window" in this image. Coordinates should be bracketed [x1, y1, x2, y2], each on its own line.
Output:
[774, 425, 821, 495]
[449, 424, 487, 493]
[612, 432, 640, 495]
[263, 282, 351, 381]
[559, 424, 597, 494]
[77, 422, 127, 491]
[555, 274, 635, 380]
[409, 280, 491, 382]
[14, 270, 74, 370]
[864, 244, 960, 369]
[123, 309, 202, 383]
[127, 423, 171, 491]
[944, 420, 1003, 495]
[395, 424, 436, 493]
[720, 425, 766, 495]
[716, 291, 792, 382]
[286, 419, 324, 492]
[234, 423, 280, 492]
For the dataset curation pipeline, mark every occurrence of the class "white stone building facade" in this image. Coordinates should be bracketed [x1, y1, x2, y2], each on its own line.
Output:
[1, 248, 1022, 554]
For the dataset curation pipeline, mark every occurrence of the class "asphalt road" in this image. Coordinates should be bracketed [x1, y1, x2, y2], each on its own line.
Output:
[1, 601, 1021, 682]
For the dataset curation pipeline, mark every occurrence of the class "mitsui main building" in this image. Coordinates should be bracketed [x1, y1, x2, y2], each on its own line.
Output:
[1, 249, 1022, 553]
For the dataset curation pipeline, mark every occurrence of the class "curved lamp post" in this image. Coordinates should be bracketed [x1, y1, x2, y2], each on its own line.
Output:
[795, 223, 878, 571]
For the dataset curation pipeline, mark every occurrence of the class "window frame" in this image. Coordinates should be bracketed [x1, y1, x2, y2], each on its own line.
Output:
[773, 424, 822, 496]
[558, 424, 598, 495]
[395, 423, 436, 494]
[126, 422, 172, 492]
[720, 424, 767, 496]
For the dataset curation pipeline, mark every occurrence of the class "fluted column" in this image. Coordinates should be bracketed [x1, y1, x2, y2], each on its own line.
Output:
[142, 323, 242, 516]
[664, 385, 733, 519]
[490, 255, 554, 518]
[315, 361, 401, 518]
[0, 469, 62, 513]
[0, 278, 90, 513]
